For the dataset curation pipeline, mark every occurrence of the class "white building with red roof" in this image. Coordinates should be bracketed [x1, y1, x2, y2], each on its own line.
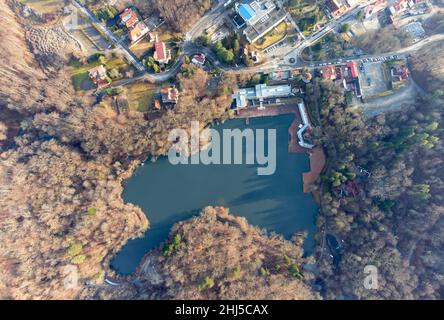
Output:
[88, 65, 109, 90]
[191, 54, 206, 66]
[153, 39, 171, 64]
[129, 21, 150, 44]
[120, 8, 139, 29]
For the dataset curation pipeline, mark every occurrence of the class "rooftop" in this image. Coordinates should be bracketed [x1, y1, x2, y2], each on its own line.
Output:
[239, 4, 256, 21]
[129, 21, 149, 43]
[161, 87, 179, 104]
[243, 6, 287, 43]
[153, 40, 171, 64]
[88, 65, 107, 80]
[120, 8, 139, 29]
[233, 83, 292, 108]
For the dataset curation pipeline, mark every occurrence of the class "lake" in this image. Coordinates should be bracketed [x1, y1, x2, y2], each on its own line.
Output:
[110, 114, 318, 274]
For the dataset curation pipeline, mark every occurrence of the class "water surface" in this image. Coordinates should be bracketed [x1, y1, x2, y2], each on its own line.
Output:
[111, 114, 318, 274]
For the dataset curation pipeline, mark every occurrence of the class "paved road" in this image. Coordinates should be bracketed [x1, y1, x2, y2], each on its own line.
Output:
[185, 1, 227, 40]
[281, 2, 373, 65]
[72, 0, 444, 87]
[72, 0, 145, 72]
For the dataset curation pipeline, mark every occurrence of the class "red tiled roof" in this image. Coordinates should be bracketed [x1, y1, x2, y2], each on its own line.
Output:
[347, 62, 359, 78]
[120, 8, 139, 29]
[129, 21, 149, 43]
[154, 41, 166, 61]
[321, 65, 337, 80]
[160, 88, 179, 104]
[192, 54, 206, 65]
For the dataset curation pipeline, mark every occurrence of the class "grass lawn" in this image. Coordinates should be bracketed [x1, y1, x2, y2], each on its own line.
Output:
[125, 82, 158, 112]
[156, 26, 182, 43]
[70, 56, 131, 91]
[20, 0, 62, 14]
[284, 1, 325, 35]
[131, 39, 154, 59]
[254, 21, 289, 50]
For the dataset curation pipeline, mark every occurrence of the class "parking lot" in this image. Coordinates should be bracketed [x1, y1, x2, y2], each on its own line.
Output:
[358, 61, 390, 98]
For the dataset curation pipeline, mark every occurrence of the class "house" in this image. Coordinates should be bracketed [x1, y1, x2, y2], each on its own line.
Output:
[319, 62, 362, 97]
[325, 0, 349, 18]
[320, 65, 337, 80]
[386, 0, 413, 22]
[192, 54, 206, 66]
[363, 0, 388, 19]
[88, 65, 109, 89]
[120, 8, 139, 29]
[302, 72, 313, 83]
[270, 70, 291, 81]
[233, 83, 292, 109]
[235, 1, 288, 43]
[153, 39, 171, 64]
[129, 21, 150, 44]
[391, 64, 410, 82]
[388, 0, 410, 15]
[161, 88, 179, 105]
[347, 62, 359, 79]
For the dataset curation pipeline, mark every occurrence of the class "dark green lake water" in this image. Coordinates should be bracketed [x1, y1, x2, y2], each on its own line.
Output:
[110, 114, 318, 275]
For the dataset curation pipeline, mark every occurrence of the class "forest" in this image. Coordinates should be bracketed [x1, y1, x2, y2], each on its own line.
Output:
[153, 0, 213, 32]
[306, 43, 444, 298]
[90, 207, 320, 300]
[1, 0, 444, 300]
[0, 0, 237, 299]
[353, 26, 412, 54]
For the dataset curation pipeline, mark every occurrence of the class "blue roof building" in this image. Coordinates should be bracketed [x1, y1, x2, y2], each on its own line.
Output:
[234, 1, 287, 43]
[238, 4, 256, 21]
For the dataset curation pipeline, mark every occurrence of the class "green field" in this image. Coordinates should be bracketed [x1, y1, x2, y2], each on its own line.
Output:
[70, 56, 132, 91]
[20, 0, 63, 14]
[125, 82, 158, 112]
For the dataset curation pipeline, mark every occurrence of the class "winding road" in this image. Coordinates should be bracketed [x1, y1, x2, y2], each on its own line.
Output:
[72, 0, 444, 87]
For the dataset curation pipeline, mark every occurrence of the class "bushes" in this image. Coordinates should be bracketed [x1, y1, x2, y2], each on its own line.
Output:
[214, 41, 234, 65]
[198, 276, 215, 290]
[67, 242, 86, 265]
[67, 242, 83, 258]
[195, 34, 210, 47]
[94, 6, 119, 23]
[162, 234, 182, 257]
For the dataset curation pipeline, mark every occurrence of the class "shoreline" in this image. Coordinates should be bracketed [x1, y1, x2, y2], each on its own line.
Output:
[235, 104, 326, 193]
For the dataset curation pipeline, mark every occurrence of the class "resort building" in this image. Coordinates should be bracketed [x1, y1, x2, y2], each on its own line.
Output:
[234, 1, 288, 43]
[233, 83, 292, 109]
